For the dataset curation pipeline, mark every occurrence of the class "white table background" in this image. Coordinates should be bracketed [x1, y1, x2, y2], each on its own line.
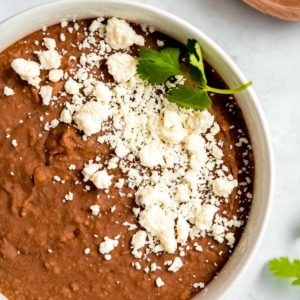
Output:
[1, 0, 300, 299]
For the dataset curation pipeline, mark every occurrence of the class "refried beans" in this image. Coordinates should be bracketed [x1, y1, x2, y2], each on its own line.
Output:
[0, 18, 254, 300]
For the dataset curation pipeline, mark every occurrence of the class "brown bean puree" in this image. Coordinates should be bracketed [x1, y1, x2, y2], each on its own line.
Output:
[0, 18, 254, 300]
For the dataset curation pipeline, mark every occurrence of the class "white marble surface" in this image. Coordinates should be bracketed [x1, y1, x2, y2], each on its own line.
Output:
[1, 0, 300, 299]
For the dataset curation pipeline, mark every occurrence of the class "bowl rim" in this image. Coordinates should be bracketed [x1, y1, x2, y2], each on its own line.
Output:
[0, 1, 274, 299]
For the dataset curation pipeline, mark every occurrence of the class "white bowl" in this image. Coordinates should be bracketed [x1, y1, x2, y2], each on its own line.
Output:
[0, 1, 274, 299]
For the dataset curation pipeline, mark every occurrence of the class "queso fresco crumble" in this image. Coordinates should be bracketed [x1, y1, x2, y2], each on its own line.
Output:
[0, 17, 254, 300]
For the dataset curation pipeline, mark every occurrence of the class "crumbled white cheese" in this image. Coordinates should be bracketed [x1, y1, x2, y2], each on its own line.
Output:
[211, 224, 225, 243]
[212, 145, 223, 159]
[115, 178, 125, 189]
[185, 134, 205, 154]
[84, 248, 91, 255]
[131, 230, 147, 252]
[176, 217, 190, 245]
[43, 38, 56, 50]
[184, 169, 198, 190]
[60, 33, 66, 42]
[89, 18, 104, 33]
[193, 282, 205, 289]
[11, 139, 18, 147]
[64, 192, 74, 201]
[49, 69, 63, 82]
[135, 186, 172, 209]
[99, 236, 118, 254]
[175, 184, 190, 203]
[213, 177, 238, 197]
[11, 58, 41, 88]
[168, 257, 183, 272]
[115, 142, 130, 159]
[139, 142, 164, 168]
[195, 204, 218, 232]
[156, 277, 164, 288]
[90, 204, 100, 216]
[106, 53, 136, 83]
[150, 263, 160, 272]
[68, 164, 76, 170]
[157, 40, 165, 47]
[225, 232, 235, 246]
[94, 82, 112, 103]
[105, 17, 144, 50]
[38, 50, 61, 70]
[39, 85, 53, 105]
[64, 78, 80, 95]
[73, 101, 109, 136]
[123, 221, 137, 231]
[139, 205, 177, 253]
[160, 111, 187, 144]
[82, 162, 101, 182]
[3, 87, 14, 96]
[104, 254, 111, 260]
[61, 19, 68, 28]
[194, 242, 203, 252]
[196, 110, 214, 133]
[53, 175, 61, 182]
[91, 169, 113, 189]
[60, 108, 73, 124]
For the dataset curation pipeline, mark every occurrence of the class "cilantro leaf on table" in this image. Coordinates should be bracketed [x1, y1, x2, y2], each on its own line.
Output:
[166, 85, 211, 110]
[137, 47, 183, 84]
[187, 38, 207, 86]
[269, 257, 300, 286]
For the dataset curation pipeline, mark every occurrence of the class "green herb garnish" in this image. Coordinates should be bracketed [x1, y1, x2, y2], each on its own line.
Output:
[186, 38, 207, 86]
[137, 39, 252, 110]
[269, 257, 300, 286]
[166, 85, 211, 110]
[137, 47, 183, 84]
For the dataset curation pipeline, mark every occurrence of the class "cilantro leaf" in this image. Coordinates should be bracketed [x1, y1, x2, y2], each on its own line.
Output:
[269, 257, 300, 286]
[187, 39, 252, 95]
[205, 81, 253, 94]
[187, 39, 207, 86]
[136, 39, 253, 111]
[137, 47, 183, 84]
[292, 279, 300, 286]
[166, 85, 211, 110]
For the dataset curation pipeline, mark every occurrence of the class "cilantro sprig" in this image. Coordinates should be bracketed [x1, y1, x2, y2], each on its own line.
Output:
[137, 47, 183, 84]
[269, 257, 300, 286]
[137, 39, 252, 110]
